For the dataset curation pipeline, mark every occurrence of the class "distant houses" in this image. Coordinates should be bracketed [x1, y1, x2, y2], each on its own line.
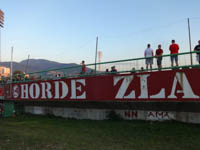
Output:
[0, 66, 10, 79]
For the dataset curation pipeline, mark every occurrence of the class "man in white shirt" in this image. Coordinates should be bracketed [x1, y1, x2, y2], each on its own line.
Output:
[144, 44, 154, 70]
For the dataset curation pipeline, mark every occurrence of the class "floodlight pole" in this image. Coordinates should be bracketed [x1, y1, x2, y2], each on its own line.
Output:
[188, 18, 193, 65]
[9, 46, 13, 98]
[11, 46, 13, 80]
[95, 36, 98, 74]
[25, 54, 30, 73]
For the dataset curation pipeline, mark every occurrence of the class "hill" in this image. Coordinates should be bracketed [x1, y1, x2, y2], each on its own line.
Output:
[0, 59, 81, 73]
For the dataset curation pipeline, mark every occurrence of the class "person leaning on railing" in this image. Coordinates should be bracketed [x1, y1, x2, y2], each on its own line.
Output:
[110, 66, 117, 73]
[155, 44, 163, 70]
[169, 40, 179, 67]
[194, 40, 200, 64]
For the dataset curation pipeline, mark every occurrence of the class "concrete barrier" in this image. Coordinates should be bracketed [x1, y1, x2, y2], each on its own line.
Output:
[24, 106, 200, 124]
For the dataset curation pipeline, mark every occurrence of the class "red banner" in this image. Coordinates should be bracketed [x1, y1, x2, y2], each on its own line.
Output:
[3, 69, 200, 101]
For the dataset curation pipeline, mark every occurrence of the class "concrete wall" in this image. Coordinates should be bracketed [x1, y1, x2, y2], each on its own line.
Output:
[24, 106, 200, 124]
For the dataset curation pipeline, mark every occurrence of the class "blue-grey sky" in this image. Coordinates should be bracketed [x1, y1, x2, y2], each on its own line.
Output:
[1, 0, 200, 64]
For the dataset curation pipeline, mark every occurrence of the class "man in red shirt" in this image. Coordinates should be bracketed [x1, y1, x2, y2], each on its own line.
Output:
[155, 44, 163, 70]
[169, 40, 179, 67]
[81, 60, 86, 74]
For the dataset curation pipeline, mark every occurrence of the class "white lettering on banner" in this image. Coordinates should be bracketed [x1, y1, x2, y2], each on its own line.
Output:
[150, 88, 165, 98]
[30, 83, 40, 99]
[21, 84, 28, 99]
[13, 85, 19, 98]
[14, 79, 86, 100]
[113, 72, 199, 100]
[114, 75, 135, 99]
[168, 72, 199, 98]
[70, 79, 86, 99]
[54, 81, 68, 99]
[138, 74, 150, 98]
[41, 82, 52, 99]
[10, 71, 200, 100]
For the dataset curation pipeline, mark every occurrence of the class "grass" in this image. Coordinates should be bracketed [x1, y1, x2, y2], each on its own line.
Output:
[0, 115, 200, 150]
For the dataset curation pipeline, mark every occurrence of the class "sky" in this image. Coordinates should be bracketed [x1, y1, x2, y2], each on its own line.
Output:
[0, 0, 200, 64]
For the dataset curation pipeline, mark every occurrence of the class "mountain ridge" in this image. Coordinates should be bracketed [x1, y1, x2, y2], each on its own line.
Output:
[0, 59, 80, 73]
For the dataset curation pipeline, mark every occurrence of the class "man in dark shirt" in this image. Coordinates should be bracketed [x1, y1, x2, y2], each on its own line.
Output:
[155, 44, 163, 70]
[194, 40, 200, 64]
[111, 66, 117, 73]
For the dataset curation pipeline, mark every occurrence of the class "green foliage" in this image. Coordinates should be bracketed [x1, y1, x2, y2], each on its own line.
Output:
[13, 70, 24, 75]
[12, 70, 25, 81]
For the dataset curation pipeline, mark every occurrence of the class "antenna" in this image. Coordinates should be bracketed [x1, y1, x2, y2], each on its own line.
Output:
[187, 18, 193, 65]
[25, 54, 30, 73]
[10, 46, 13, 79]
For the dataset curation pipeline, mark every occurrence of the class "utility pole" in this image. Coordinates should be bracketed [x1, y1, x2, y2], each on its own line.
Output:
[95, 36, 98, 74]
[25, 54, 30, 73]
[9, 46, 13, 98]
[188, 18, 193, 65]
[11, 47, 13, 80]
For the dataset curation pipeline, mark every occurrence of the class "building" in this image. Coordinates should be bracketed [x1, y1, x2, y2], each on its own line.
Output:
[0, 66, 10, 78]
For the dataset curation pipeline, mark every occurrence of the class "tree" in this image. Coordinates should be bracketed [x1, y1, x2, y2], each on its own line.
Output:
[13, 70, 24, 76]
[13, 70, 25, 81]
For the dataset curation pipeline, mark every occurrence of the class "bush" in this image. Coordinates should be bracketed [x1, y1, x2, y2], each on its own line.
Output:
[106, 110, 123, 120]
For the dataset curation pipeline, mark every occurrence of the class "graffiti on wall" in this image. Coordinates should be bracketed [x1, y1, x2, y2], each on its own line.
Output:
[147, 111, 175, 120]
[124, 110, 138, 119]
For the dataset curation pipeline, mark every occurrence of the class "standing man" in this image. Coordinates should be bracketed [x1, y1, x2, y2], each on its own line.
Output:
[81, 60, 86, 74]
[169, 40, 179, 67]
[144, 44, 154, 70]
[194, 40, 200, 64]
[155, 44, 163, 70]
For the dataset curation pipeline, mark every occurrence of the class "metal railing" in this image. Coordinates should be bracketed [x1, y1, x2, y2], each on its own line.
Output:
[1, 51, 200, 84]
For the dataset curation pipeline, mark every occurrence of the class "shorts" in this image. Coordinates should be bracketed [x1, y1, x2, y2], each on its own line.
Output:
[157, 57, 162, 65]
[170, 55, 178, 63]
[145, 58, 153, 65]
